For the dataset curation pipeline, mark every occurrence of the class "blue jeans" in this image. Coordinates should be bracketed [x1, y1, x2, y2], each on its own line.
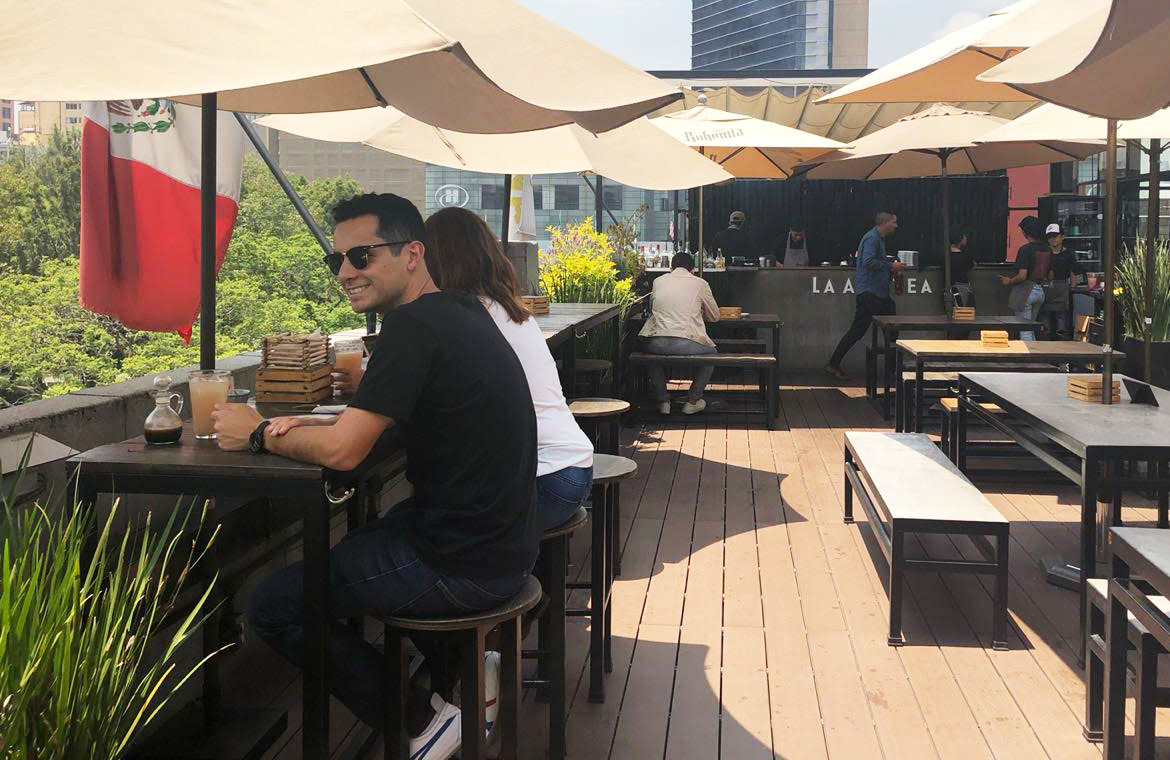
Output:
[644, 336, 717, 402]
[1015, 283, 1045, 340]
[537, 466, 593, 531]
[245, 504, 528, 728]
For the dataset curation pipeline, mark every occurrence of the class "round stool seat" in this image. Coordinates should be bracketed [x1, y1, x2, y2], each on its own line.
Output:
[574, 358, 612, 374]
[543, 506, 588, 540]
[381, 576, 543, 632]
[569, 398, 630, 418]
[593, 454, 637, 485]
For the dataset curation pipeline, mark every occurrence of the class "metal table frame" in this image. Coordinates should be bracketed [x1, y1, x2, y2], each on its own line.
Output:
[538, 303, 623, 398]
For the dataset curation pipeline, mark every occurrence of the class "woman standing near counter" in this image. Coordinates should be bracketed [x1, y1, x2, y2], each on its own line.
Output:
[999, 216, 1049, 341]
[949, 230, 975, 307]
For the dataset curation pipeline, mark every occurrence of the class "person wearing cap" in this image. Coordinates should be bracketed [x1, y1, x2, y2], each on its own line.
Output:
[781, 223, 810, 267]
[999, 215, 1050, 341]
[710, 210, 750, 259]
[1042, 222, 1080, 339]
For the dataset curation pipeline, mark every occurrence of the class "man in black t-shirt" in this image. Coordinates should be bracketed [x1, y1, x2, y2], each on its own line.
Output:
[710, 210, 750, 259]
[212, 193, 537, 754]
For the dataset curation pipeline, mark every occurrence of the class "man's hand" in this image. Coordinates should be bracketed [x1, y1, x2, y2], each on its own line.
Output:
[212, 403, 263, 451]
[267, 415, 337, 436]
[998, 275, 1012, 286]
[891, 260, 907, 272]
[333, 365, 364, 395]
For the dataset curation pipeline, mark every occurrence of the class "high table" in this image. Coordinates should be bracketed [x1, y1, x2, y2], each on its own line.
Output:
[897, 340, 1118, 433]
[1103, 527, 1170, 758]
[870, 315, 1040, 416]
[956, 373, 1170, 643]
[536, 303, 623, 397]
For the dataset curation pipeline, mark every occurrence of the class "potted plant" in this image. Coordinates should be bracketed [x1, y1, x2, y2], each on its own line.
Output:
[0, 464, 219, 759]
[1118, 238, 1170, 388]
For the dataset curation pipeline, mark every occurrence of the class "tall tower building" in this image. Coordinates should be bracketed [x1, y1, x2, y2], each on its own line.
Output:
[692, 0, 868, 71]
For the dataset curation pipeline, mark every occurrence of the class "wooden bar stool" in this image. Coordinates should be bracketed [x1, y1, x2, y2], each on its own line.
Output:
[574, 358, 613, 397]
[525, 506, 588, 760]
[566, 453, 636, 704]
[380, 577, 543, 760]
[570, 398, 630, 574]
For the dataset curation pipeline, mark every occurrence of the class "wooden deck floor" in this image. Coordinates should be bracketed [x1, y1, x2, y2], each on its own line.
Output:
[253, 377, 1170, 759]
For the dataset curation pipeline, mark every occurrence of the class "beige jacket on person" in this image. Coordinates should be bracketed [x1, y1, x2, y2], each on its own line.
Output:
[638, 267, 720, 347]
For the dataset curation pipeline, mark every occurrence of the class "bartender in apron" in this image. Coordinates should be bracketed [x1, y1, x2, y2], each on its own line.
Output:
[1042, 223, 1078, 339]
[781, 223, 809, 266]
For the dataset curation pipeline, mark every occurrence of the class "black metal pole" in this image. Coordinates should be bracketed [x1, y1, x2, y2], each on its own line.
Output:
[1103, 119, 1118, 403]
[941, 152, 952, 310]
[594, 175, 604, 233]
[1145, 139, 1161, 382]
[501, 173, 512, 248]
[200, 94, 217, 370]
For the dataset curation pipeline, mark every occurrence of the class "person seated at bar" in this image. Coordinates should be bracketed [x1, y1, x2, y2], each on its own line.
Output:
[1000, 215, 1050, 341]
[781, 222, 809, 267]
[423, 206, 594, 532]
[1042, 222, 1079, 339]
[639, 250, 720, 415]
[949, 229, 975, 307]
[711, 210, 750, 259]
[211, 193, 539, 760]
[825, 211, 905, 380]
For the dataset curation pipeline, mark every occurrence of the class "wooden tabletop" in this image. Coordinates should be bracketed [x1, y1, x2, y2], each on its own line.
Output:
[897, 340, 1122, 361]
[874, 315, 1040, 331]
[1111, 527, 1170, 595]
[535, 303, 622, 347]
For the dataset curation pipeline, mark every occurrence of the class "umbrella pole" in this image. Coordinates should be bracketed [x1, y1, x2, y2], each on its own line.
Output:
[941, 153, 952, 312]
[595, 175, 604, 234]
[501, 173, 512, 248]
[698, 184, 705, 275]
[200, 93, 217, 371]
[1103, 119, 1118, 403]
[1145, 140, 1161, 382]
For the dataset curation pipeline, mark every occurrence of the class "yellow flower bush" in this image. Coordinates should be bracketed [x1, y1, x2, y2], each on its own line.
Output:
[538, 218, 633, 309]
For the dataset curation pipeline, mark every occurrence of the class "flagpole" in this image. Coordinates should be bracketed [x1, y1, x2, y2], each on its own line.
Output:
[501, 173, 512, 248]
[200, 93, 217, 371]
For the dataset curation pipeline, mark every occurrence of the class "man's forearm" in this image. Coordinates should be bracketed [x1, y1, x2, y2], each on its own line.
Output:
[265, 425, 356, 470]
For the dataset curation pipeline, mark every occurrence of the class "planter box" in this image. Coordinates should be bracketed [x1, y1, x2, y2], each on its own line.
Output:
[1123, 336, 1170, 390]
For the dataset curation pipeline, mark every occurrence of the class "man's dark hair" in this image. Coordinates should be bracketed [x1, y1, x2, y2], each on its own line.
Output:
[671, 251, 694, 270]
[949, 229, 968, 246]
[331, 192, 426, 248]
[789, 222, 805, 232]
[1018, 215, 1044, 240]
[874, 211, 896, 226]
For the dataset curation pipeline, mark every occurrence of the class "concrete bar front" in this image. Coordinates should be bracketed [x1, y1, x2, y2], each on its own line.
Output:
[663, 265, 1020, 374]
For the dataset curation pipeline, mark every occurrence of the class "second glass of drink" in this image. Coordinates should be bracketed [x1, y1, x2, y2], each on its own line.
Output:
[189, 369, 233, 439]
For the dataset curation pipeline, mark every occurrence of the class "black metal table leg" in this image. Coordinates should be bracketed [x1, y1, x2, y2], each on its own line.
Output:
[302, 487, 331, 760]
[913, 359, 924, 433]
[1103, 557, 1131, 760]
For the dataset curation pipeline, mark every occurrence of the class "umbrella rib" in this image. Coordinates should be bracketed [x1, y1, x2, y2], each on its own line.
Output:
[1037, 141, 1091, 161]
[429, 126, 467, 166]
[864, 152, 895, 181]
[758, 149, 792, 178]
[720, 147, 747, 165]
[358, 67, 389, 108]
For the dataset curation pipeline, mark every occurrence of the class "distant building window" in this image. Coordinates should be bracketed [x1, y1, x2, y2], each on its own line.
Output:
[65, 103, 81, 110]
[1, 108, 9, 119]
[554, 185, 579, 211]
[603, 185, 623, 211]
[481, 183, 506, 210]
[66, 117, 81, 125]
[532, 185, 543, 211]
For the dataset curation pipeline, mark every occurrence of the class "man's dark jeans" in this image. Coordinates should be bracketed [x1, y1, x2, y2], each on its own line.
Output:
[828, 291, 896, 369]
[246, 503, 529, 728]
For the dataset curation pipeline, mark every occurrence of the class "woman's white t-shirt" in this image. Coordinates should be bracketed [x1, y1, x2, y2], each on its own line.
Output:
[484, 299, 594, 476]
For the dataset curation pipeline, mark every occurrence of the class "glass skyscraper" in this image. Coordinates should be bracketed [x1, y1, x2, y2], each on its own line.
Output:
[692, 0, 839, 70]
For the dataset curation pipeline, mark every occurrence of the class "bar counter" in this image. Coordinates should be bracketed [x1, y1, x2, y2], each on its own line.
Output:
[643, 264, 1021, 373]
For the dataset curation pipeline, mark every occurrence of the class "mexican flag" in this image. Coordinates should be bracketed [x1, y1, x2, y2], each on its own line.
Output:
[80, 100, 245, 341]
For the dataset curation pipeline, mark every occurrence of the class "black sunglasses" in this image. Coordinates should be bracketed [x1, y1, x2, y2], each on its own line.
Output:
[324, 241, 411, 275]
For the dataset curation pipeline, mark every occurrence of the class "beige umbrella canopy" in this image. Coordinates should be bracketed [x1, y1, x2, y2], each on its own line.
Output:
[976, 103, 1170, 143]
[649, 105, 845, 179]
[798, 105, 1103, 291]
[256, 108, 733, 190]
[979, 0, 1170, 121]
[0, 0, 680, 132]
[817, 0, 1103, 105]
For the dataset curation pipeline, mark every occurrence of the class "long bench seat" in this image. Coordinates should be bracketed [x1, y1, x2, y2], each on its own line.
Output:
[626, 352, 777, 429]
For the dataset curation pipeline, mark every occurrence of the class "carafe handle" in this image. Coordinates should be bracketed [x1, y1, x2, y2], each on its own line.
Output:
[168, 393, 184, 415]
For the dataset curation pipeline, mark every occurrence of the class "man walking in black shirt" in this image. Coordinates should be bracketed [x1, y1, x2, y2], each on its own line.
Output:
[212, 193, 537, 759]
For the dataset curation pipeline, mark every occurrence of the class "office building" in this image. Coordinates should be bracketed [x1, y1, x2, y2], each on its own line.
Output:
[18, 101, 85, 144]
[692, 0, 868, 71]
[0, 100, 14, 136]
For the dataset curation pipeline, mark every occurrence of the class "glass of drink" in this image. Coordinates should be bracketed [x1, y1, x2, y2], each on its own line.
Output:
[332, 339, 365, 397]
[189, 370, 233, 439]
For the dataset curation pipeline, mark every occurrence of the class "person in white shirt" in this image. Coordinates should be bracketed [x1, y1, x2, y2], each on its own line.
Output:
[424, 207, 594, 531]
[638, 252, 720, 415]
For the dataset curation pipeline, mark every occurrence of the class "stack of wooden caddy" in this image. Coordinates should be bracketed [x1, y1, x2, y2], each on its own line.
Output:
[256, 334, 333, 404]
[1067, 375, 1120, 403]
[952, 306, 976, 322]
[522, 295, 550, 315]
[980, 330, 1010, 348]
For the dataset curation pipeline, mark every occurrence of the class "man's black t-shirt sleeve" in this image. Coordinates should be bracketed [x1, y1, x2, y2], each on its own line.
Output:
[1014, 243, 1035, 274]
[348, 310, 434, 424]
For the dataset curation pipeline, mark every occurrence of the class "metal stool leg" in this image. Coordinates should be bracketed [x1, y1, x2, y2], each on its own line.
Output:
[459, 629, 487, 760]
[499, 616, 522, 760]
[604, 485, 614, 674]
[384, 628, 410, 760]
[547, 534, 568, 760]
[588, 483, 607, 703]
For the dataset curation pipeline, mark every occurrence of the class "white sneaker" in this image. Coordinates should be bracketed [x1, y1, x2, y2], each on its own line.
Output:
[681, 399, 707, 415]
[484, 650, 500, 735]
[658, 401, 671, 415]
[410, 694, 460, 760]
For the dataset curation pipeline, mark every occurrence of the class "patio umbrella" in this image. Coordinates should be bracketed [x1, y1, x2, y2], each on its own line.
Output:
[256, 108, 733, 191]
[0, 0, 682, 370]
[797, 104, 1103, 294]
[648, 104, 845, 262]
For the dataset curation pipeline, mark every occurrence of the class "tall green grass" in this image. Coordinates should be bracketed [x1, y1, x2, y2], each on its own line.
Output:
[1117, 239, 1170, 342]
[0, 461, 220, 759]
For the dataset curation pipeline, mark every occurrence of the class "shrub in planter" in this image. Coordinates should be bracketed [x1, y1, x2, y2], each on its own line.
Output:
[1117, 239, 1170, 387]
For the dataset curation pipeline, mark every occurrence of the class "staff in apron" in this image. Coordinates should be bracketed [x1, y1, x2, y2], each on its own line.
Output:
[782, 223, 809, 267]
[1042, 223, 1078, 340]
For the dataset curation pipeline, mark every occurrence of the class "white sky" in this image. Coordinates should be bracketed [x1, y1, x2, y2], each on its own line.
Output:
[513, 0, 1006, 70]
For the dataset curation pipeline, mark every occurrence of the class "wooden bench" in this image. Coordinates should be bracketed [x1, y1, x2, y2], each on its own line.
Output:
[895, 372, 958, 432]
[844, 432, 1010, 649]
[626, 352, 777, 429]
[936, 397, 1003, 462]
[1084, 578, 1170, 743]
[714, 337, 767, 353]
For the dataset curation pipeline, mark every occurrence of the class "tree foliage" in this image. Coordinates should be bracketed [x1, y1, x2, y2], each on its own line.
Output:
[0, 147, 364, 408]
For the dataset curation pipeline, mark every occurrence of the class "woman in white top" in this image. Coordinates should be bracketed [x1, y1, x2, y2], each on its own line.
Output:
[424, 207, 594, 531]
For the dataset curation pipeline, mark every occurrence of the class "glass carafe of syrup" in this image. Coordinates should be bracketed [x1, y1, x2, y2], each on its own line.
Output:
[144, 375, 184, 445]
